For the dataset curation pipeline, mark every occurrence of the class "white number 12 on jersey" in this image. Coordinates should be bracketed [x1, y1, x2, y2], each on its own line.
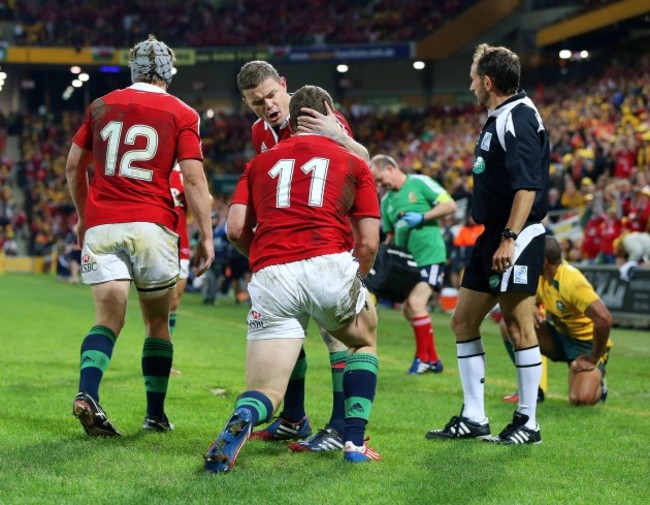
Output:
[268, 158, 329, 208]
[101, 121, 158, 181]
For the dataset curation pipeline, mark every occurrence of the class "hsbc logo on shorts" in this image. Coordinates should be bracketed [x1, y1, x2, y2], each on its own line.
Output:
[247, 310, 268, 330]
[81, 253, 98, 273]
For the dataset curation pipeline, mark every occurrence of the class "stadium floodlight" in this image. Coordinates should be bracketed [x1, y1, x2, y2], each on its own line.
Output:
[70, 65, 82, 74]
[66, 86, 74, 93]
[413, 61, 425, 70]
[580, 50, 589, 59]
[559, 50, 571, 60]
[336, 64, 349, 73]
[79, 73, 89, 82]
[0, 71, 6, 79]
[72, 79, 82, 88]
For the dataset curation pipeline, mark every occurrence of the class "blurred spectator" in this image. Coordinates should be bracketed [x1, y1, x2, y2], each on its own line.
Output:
[561, 177, 584, 209]
[546, 187, 565, 223]
[449, 213, 483, 288]
[616, 231, 650, 264]
[597, 207, 622, 264]
[12, 0, 474, 48]
[202, 211, 228, 305]
[225, 243, 251, 305]
[2, 226, 19, 255]
[627, 185, 650, 232]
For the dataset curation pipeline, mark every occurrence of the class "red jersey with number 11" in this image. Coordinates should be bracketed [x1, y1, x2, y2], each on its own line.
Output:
[235, 134, 380, 273]
[72, 83, 202, 231]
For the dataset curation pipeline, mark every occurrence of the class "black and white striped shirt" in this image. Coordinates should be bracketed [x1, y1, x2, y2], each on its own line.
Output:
[471, 90, 550, 228]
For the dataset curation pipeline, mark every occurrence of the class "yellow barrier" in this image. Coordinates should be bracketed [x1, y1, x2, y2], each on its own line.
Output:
[2, 255, 48, 274]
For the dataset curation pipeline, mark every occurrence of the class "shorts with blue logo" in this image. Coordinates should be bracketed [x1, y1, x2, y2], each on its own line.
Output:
[461, 223, 546, 296]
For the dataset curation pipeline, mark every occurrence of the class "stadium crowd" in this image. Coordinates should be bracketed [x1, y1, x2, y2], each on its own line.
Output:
[5, 0, 622, 50]
[3, 50, 650, 280]
[10, 0, 472, 49]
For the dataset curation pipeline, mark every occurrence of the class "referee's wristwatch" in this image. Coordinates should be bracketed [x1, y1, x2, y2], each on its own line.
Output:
[501, 228, 518, 241]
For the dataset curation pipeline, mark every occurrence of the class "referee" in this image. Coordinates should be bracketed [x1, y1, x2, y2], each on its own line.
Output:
[426, 43, 550, 445]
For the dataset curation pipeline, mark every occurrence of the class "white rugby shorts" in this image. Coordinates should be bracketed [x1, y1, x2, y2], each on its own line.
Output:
[246, 252, 367, 340]
[81, 222, 180, 292]
[179, 258, 190, 280]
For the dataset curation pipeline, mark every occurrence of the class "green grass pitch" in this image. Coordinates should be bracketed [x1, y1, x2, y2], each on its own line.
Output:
[0, 273, 648, 504]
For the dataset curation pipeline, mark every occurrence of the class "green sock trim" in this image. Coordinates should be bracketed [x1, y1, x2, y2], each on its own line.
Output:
[289, 354, 308, 381]
[329, 350, 347, 366]
[235, 397, 270, 424]
[345, 352, 379, 373]
[90, 325, 116, 345]
[142, 337, 174, 358]
[80, 350, 111, 373]
[332, 373, 344, 393]
[345, 396, 374, 421]
[143, 375, 169, 393]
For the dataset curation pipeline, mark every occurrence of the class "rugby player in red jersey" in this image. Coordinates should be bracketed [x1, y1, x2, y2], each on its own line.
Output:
[66, 36, 214, 437]
[234, 61, 370, 452]
[204, 86, 381, 473]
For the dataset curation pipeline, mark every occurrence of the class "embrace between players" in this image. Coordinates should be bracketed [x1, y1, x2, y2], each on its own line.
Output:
[66, 36, 609, 473]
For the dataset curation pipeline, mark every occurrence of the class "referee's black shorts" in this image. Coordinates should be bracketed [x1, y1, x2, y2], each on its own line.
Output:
[461, 223, 546, 296]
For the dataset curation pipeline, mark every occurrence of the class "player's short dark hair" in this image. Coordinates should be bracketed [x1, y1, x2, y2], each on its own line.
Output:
[237, 61, 281, 93]
[473, 43, 520, 95]
[544, 235, 563, 265]
[288, 85, 333, 131]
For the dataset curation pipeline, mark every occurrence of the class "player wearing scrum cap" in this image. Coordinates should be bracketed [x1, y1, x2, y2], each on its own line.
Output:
[66, 35, 214, 437]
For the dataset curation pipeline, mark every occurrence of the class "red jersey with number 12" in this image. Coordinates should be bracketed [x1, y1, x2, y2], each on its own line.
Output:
[234, 134, 380, 272]
[72, 83, 202, 231]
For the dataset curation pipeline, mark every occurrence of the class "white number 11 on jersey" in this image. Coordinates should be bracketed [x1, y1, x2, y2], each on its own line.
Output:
[268, 157, 329, 208]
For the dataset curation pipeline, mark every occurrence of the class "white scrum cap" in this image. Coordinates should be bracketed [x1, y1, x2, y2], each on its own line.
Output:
[129, 36, 175, 86]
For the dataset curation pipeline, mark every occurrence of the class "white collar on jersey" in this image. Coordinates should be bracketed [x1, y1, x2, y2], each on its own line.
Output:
[129, 82, 168, 94]
[264, 117, 290, 131]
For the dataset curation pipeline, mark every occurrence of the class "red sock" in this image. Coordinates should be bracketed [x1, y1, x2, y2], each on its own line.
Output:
[411, 315, 437, 362]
